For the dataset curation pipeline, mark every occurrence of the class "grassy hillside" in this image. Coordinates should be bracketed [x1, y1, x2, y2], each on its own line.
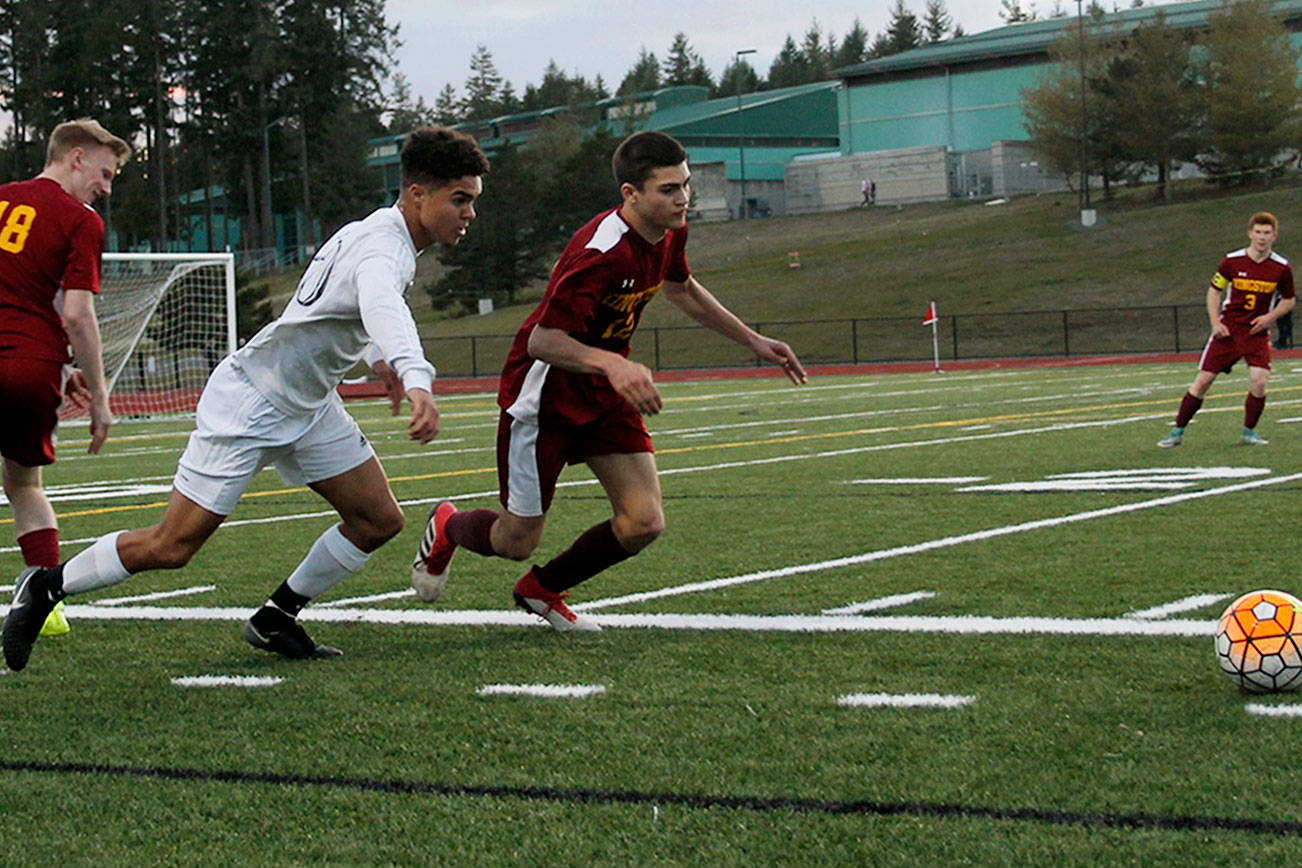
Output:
[248, 175, 1302, 343]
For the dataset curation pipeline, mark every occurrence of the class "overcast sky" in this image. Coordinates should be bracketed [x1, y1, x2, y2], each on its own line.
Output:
[386, 0, 1186, 105]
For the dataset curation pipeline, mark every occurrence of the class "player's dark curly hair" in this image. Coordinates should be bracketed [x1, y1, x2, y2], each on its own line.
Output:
[612, 131, 687, 189]
[401, 127, 490, 188]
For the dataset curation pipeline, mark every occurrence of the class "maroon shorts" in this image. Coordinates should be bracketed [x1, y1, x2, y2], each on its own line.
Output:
[0, 357, 64, 466]
[496, 403, 653, 517]
[1199, 325, 1272, 374]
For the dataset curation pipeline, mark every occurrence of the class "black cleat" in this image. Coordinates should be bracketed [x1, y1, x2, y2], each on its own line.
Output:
[242, 616, 342, 660]
[3, 567, 65, 672]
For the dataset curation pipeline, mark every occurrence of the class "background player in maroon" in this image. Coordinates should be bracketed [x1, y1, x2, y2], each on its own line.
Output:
[1158, 211, 1295, 447]
[0, 119, 130, 635]
[412, 130, 807, 631]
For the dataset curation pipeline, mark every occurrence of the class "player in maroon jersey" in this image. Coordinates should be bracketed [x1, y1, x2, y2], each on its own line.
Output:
[1158, 211, 1295, 447]
[0, 119, 130, 634]
[412, 131, 807, 630]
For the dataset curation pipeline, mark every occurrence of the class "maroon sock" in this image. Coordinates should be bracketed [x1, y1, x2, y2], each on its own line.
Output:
[1175, 392, 1203, 427]
[534, 520, 633, 593]
[446, 508, 500, 557]
[17, 528, 59, 567]
[1245, 393, 1266, 429]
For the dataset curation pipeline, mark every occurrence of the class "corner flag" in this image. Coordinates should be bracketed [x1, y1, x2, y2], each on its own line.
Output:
[922, 301, 941, 373]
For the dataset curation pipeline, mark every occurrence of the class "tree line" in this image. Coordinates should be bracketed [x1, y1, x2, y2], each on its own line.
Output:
[0, 0, 396, 254]
[1022, 0, 1302, 199]
[402, 1, 967, 127]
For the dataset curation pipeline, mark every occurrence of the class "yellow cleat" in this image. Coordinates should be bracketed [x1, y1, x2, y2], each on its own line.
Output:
[39, 600, 70, 637]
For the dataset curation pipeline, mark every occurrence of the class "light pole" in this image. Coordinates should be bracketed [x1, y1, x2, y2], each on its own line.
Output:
[261, 116, 284, 252]
[1076, 0, 1095, 227]
[735, 48, 756, 219]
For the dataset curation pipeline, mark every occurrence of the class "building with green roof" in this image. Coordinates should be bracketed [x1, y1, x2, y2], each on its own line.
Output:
[367, 81, 840, 220]
[811, 0, 1302, 209]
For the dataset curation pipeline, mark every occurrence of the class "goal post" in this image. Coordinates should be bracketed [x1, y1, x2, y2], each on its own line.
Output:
[60, 252, 236, 420]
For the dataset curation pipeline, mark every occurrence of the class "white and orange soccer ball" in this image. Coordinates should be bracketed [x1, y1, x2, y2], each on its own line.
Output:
[1214, 589, 1302, 693]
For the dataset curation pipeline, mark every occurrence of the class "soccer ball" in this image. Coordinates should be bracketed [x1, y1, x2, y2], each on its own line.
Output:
[1214, 589, 1302, 693]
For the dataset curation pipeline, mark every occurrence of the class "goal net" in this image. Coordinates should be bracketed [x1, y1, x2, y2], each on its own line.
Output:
[59, 252, 236, 420]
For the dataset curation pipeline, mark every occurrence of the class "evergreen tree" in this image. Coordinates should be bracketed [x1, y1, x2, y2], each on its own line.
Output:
[433, 84, 460, 125]
[1000, 0, 1037, 23]
[923, 0, 954, 42]
[462, 44, 506, 120]
[662, 33, 701, 86]
[886, 0, 923, 54]
[768, 36, 810, 88]
[618, 47, 660, 95]
[800, 21, 833, 81]
[1194, 0, 1302, 182]
[836, 18, 871, 68]
[717, 57, 761, 98]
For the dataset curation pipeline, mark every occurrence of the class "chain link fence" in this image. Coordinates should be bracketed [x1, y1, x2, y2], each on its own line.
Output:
[422, 303, 1234, 378]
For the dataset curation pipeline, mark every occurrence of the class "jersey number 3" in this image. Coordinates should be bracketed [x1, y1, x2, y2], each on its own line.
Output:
[0, 201, 37, 254]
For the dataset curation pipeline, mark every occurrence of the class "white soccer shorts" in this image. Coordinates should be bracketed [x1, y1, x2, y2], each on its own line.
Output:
[173, 358, 375, 515]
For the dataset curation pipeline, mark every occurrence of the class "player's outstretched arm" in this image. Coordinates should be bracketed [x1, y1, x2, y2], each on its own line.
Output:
[405, 388, 440, 443]
[61, 288, 112, 453]
[662, 277, 808, 384]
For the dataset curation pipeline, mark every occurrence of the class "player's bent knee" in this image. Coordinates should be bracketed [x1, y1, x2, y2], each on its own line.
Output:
[347, 507, 405, 549]
[145, 538, 201, 570]
[495, 534, 539, 561]
[615, 513, 665, 553]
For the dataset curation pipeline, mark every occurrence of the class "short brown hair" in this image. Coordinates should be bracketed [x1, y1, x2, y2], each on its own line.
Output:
[46, 118, 131, 168]
[1250, 211, 1279, 232]
[612, 131, 687, 188]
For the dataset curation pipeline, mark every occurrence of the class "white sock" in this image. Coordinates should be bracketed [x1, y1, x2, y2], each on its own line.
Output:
[61, 531, 131, 595]
[284, 525, 371, 598]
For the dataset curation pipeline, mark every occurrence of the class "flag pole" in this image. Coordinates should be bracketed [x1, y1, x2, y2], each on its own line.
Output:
[923, 300, 942, 374]
[932, 316, 942, 374]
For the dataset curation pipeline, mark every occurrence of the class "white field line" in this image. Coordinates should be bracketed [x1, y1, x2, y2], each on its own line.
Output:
[823, 591, 936, 615]
[846, 477, 987, 485]
[96, 585, 217, 606]
[575, 472, 1302, 612]
[315, 589, 415, 608]
[477, 683, 606, 698]
[837, 692, 976, 709]
[171, 675, 283, 688]
[61, 604, 1216, 636]
[1, 409, 1176, 557]
[1125, 594, 1233, 620]
[1245, 703, 1302, 717]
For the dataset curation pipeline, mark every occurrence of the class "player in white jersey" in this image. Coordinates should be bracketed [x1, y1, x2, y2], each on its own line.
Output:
[2, 128, 489, 670]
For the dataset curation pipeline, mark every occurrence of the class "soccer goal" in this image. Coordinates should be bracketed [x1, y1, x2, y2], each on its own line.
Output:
[60, 252, 236, 420]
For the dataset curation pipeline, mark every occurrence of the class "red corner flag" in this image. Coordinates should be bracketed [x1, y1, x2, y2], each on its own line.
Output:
[922, 300, 938, 326]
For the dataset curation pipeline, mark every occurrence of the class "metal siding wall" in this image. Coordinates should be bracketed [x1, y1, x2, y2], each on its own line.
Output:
[846, 62, 1049, 154]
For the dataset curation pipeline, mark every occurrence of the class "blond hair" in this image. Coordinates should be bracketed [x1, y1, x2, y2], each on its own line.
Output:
[46, 118, 131, 168]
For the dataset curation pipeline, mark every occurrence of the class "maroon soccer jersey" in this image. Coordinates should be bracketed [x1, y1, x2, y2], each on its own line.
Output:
[0, 177, 105, 364]
[1211, 248, 1295, 327]
[498, 207, 690, 424]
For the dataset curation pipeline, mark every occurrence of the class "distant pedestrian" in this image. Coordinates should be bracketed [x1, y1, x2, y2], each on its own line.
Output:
[870, 179, 877, 204]
[861, 177, 872, 207]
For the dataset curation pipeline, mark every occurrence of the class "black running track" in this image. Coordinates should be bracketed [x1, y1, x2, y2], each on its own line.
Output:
[1, 759, 1299, 837]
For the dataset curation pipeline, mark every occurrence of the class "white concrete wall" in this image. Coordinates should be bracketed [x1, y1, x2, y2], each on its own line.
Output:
[784, 147, 951, 214]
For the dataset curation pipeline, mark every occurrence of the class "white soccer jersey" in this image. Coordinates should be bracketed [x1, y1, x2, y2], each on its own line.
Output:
[233, 205, 436, 414]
